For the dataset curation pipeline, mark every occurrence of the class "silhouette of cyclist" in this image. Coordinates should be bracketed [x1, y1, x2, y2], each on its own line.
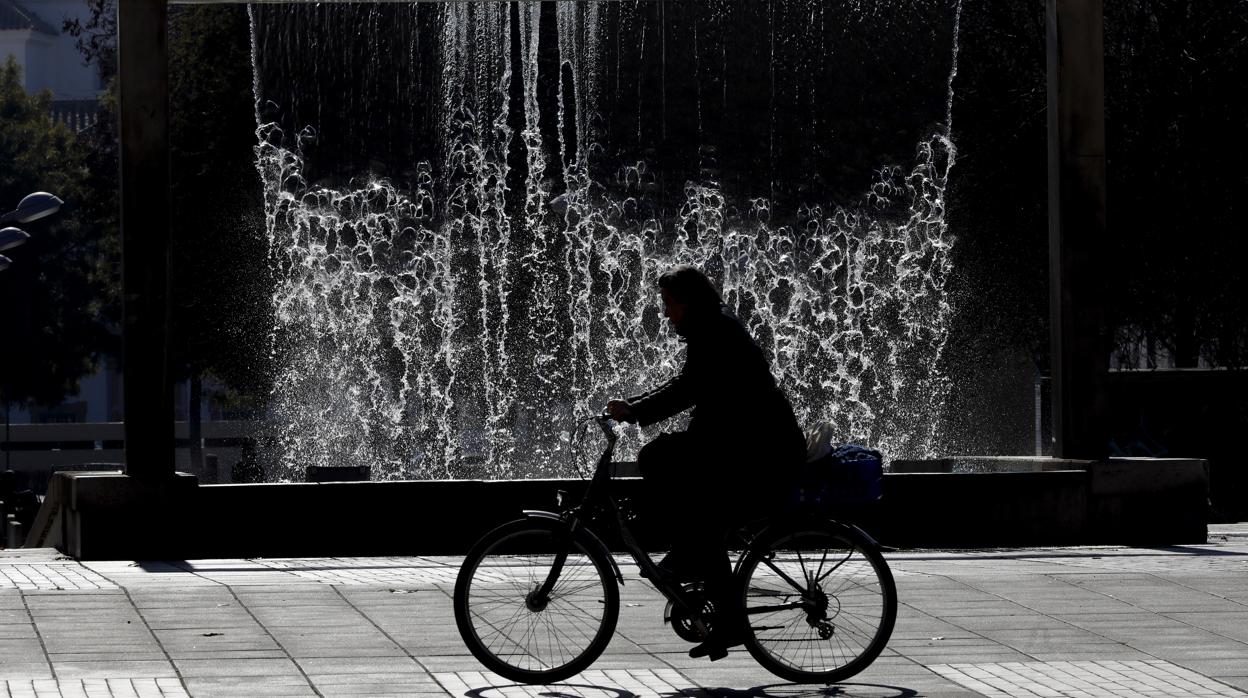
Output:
[605, 264, 806, 660]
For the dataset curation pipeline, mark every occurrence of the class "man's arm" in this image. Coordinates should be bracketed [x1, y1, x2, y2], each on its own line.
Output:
[625, 363, 695, 427]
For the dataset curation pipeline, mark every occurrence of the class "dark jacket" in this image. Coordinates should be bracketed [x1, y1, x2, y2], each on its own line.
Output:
[627, 305, 807, 467]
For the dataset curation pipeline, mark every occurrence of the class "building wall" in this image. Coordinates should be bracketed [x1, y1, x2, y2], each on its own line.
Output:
[1, 0, 101, 100]
[0, 28, 35, 78]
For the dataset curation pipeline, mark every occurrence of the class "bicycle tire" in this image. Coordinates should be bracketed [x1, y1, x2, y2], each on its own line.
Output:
[453, 517, 619, 683]
[739, 519, 896, 683]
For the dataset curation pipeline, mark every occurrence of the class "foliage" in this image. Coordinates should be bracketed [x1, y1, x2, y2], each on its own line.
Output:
[66, 2, 271, 405]
[63, 0, 117, 84]
[946, 0, 1248, 374]
[939, 0, 1248, 453]
[167, 5, 270, 399]
[1104, 0, 1248, 368]
[0, 56, 113, 406]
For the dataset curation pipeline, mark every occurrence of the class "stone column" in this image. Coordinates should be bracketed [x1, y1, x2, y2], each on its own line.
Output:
[1047, 0, 1108, 458]
[118, 0, 174, 478]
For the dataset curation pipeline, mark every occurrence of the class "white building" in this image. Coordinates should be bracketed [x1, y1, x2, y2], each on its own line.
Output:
[1, 0, 104, 131]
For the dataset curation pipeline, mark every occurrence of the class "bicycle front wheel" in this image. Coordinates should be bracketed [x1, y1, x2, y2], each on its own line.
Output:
[453, 518, 619, 683]
[740, 520, 896, 683]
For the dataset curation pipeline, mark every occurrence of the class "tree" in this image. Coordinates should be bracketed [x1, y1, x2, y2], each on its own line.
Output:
[167, 5, 270, 469]
[167, 4, 270, 390]
[0, 56, 114, 408]
[67, 2, 272, 407]
[1103, 0, 1248, 368]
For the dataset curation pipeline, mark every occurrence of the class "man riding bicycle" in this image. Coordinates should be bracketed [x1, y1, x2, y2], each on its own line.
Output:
[605, 264, 806, 660]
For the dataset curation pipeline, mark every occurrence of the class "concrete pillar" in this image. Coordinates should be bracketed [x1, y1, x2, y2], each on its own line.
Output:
[118, 0, 174, 478]
[1047, 0, 1109, 459]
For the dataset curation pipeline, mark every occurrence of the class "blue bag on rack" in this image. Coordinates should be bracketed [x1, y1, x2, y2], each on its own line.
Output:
[792, 423, 884, 507]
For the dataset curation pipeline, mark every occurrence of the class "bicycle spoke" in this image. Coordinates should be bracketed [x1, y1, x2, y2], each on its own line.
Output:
[760, 555, 810, 596]
[815, 547, 854, 584]
[743, 527, 894, 681]
[458, 525, 615, 678]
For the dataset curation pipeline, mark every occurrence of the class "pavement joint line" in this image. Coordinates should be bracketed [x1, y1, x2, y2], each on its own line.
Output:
[0, 564, 117, 592]
[16, 590, 55, 682]
[1052, 568, 1248, 647]
[898, 574, 1047, 663]
[1142, 568, 1248, 609]
[107, 577, 189, 696]
[930, 660, 1248, 698]
[216, 580, 323, 697]
[5, 540, 1248, 695]
[0, 677, 192, 697]
[327, 583, 435, 678]
[925, 565, 1248, 667]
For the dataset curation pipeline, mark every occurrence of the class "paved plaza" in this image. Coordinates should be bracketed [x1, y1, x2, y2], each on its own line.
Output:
[0, 526, 1245, 697]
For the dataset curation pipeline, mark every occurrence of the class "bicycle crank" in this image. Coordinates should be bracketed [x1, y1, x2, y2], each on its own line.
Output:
[663, 584, 715, 642]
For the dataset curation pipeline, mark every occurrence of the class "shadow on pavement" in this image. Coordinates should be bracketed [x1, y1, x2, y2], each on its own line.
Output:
[671, 684, 918, 698]
[464, 683, 917, 698]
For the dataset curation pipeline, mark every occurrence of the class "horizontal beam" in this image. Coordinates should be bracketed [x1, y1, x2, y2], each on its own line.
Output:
[171, 0, 655, 3]
[1, 420, 260, 442]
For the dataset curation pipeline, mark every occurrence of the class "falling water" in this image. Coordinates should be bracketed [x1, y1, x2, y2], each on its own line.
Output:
[250, 2, 962, 481]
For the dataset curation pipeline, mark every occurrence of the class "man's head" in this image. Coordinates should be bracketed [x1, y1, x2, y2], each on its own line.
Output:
[657, 265, 721, 335]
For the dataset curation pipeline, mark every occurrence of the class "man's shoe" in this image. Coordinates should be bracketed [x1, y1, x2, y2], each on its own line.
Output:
[688, 640, 728, 661]
[688, 631, 745, 661]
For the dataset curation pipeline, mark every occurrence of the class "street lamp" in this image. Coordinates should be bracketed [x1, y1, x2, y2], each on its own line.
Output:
[2, 191, 63, 468]
[0, 192, 63, 225]
[0, 192, 62, 273]
[0, 224, 34, 272]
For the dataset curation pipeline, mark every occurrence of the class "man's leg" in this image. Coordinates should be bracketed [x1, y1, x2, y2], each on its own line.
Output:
[637, 432, 706, 577]
[688, 458, 758, 658]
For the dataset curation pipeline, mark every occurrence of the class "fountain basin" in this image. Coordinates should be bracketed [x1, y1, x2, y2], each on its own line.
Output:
[33, 457, 1207, 560]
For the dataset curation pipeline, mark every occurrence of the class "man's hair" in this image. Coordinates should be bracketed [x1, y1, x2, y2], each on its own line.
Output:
[658, 265, 722, 311]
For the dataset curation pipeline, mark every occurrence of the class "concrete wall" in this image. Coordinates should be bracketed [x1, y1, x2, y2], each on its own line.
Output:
[1105, 369, 1248, 521]
[34, 457, 1208, 560]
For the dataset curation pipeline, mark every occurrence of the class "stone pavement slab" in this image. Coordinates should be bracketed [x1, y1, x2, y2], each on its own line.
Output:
[0, 525, 1245, 696]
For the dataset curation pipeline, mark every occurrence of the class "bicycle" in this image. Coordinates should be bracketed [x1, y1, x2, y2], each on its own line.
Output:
[453, 414, 897, 684]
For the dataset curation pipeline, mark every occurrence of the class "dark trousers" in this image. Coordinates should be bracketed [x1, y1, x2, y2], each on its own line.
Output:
[638, 431, 751, 554]
[637, 431, 751, 634]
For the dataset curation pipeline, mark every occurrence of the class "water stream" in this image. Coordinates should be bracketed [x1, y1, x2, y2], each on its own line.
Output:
[249, 1, 963, 480]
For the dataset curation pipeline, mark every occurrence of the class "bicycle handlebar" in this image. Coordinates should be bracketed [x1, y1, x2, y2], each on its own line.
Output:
[595, 413, 618, 442]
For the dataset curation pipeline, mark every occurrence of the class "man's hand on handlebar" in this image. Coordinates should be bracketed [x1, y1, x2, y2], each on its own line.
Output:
[605, 400, 636, 423]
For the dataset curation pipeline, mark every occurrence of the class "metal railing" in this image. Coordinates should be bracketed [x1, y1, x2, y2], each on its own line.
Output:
[0, 420, 259, 492]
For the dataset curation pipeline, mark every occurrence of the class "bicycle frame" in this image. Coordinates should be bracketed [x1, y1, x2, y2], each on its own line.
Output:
[525, 415, 714, 635]
[525, 415, 887, 637]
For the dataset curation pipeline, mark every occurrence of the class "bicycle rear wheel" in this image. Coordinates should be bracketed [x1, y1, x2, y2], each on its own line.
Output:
[453, 518, 619, 683]
[739, 520, 896, 683]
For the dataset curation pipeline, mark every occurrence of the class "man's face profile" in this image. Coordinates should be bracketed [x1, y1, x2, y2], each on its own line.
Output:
[660, 288, 689, 336]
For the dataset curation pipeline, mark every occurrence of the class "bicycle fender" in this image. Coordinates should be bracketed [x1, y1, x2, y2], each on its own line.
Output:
[520, 510, 625, 586]
[845, 522, 884, 551]
[747, 516, 885, 555]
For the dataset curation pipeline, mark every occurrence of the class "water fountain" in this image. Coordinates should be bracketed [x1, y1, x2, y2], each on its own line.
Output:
[35, 1, 1210, 560]
[249, 1, 963, 482]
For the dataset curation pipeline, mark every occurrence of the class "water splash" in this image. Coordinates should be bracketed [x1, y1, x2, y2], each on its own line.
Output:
[251, 3, 959, 480]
